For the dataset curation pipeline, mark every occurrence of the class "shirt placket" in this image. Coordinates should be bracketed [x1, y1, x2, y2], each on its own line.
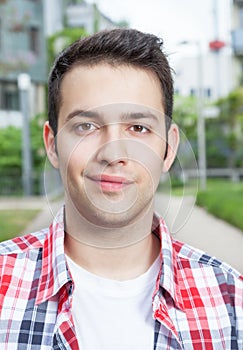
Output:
[153, 296, 183, 349]
[53, 282, 79, 350]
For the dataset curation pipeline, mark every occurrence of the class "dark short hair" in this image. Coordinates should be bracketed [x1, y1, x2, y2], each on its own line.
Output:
[48, 28, 174, 135]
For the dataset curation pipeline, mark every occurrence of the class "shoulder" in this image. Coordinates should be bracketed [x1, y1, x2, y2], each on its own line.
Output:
[0, 230, 49, 295]
[173, 238, 243, 283]
[0, 228, 48, 260]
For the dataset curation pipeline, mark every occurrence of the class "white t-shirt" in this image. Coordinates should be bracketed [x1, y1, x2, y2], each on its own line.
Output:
[66, 254, 160, 350]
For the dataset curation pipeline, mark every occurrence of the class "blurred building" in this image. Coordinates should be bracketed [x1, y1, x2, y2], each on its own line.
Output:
[44, 0, 65, 37]
[66, 1, 117, 33]
[0, 0, 47, 127]
[0, 0, 120, 128]
[231, 0, 243, 85]
[173, 51, 233, 101]
[173, 0, 242, 102]
[49, 0, 120, 60]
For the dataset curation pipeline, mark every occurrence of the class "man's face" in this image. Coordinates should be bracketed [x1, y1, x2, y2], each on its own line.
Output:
[45, 64, 178, 228]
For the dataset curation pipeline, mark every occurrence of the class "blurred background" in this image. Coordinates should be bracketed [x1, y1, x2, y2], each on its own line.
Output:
[0, 0, 242, 266]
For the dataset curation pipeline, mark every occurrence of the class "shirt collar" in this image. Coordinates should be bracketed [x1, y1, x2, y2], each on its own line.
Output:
[152, 213, 184, 312]
[36, 207, 184, 311]
[36, 206, 71, 305]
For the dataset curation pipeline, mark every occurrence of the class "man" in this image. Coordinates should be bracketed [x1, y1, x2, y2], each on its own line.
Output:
[0, 29, 242, 349]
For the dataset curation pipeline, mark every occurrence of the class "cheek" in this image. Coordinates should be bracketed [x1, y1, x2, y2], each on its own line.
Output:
[138, 159, 163, 189]
[57, 139, 89, 179]
[130, 139, 164, 169]
[132, 143, 164, 189]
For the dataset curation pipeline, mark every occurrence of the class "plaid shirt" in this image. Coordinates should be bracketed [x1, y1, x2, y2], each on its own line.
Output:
[0, 207, 243, 350]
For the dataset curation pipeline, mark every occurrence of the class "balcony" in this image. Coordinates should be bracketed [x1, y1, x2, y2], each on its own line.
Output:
[231, 28, 243, 56]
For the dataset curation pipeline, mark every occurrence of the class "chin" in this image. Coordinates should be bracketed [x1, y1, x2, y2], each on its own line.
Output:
[87, 210, 135, 229]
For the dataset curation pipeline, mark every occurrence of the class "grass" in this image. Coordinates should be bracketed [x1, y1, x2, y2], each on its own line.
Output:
[0, 210, 40, 242]
[157, 178, 199, 197]
[158, 178, 243, 231]
[196, 179, 243, 231]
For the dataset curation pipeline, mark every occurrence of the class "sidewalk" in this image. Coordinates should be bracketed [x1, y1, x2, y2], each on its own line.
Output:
[1, 195, 242, 274]
[155, 194, 243, 274]
[0, 196, 48, 210]
[0, 196, 63, 235]
[23, 197, 64, 234]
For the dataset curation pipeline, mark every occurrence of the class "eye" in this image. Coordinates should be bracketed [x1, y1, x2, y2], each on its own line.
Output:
[130, 125, 149, 133]
[76, 123, 97, 132]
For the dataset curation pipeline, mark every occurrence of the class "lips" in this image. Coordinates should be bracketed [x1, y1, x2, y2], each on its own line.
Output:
[86, 174, 133, 191]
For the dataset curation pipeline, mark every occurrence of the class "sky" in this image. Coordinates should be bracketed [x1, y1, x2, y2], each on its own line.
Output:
[86, 0, 232, 59]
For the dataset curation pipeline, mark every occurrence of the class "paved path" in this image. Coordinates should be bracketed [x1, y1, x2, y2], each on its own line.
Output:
[1, 195, 242, 274]
[155, 194, 243, 274]
[0, 196, 48, 210]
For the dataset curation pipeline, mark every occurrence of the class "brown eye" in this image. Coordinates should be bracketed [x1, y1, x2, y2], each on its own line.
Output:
[77, 123, 96, 132]
[131, 125, 148, 133]
[81, 123, 91, 130]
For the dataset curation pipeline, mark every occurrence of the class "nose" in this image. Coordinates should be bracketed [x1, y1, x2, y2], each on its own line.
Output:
[96, 125, 128, 166]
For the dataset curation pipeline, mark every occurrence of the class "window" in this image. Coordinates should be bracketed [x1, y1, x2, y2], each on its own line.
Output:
[239, 7, 243, 27]
[0, 81, 19, 111]
[190, 88, 196, 97]
[205, 88, 212, 98]
[29, 27, 39, 54]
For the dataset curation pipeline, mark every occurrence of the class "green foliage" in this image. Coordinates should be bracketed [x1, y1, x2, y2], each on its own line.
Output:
[196, 179, 243, 231]
[30, 113, 46, 171]
[214, 87, 243, 168]
[47, 27, 88, 68]
[172, 95, 198, 172]
[0, 126, 21, 168]
[0, 113, 47, 195]
[217, 88, 243, 122]
[174, 88, 243, 169]
[117, 20, 129, 28]
[0, 210, 40, 241]
[205, 118, 228, 168]
[173, 95, 198, 142]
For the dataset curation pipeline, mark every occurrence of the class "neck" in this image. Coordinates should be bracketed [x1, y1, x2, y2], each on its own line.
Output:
[65, 233, 160, 280]
[64, 202, 161, 280]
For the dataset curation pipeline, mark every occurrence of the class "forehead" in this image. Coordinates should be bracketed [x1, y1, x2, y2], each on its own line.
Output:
[59, 63, 164, 114]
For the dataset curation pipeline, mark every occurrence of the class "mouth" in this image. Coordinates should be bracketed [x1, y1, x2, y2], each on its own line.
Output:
[86, 174, 133, 192]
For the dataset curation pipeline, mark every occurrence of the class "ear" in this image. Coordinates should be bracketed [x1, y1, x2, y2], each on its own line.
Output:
[43, 121, 59, 169]
[162, 123, 179, 173]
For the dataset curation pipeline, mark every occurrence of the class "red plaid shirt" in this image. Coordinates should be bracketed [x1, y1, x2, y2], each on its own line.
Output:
[0, 206, 243, 349]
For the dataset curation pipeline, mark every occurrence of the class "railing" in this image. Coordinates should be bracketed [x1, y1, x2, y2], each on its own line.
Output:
[0, 170, 47, 196]
[173, 168, 243, 183]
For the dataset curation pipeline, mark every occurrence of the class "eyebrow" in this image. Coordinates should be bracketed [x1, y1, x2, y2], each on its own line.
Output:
[65, 109, 99, 122]
[120, 112, 160, 123]
[65, 109, 160, 124]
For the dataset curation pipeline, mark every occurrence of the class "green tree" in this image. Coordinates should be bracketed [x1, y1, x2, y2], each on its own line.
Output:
[30, 113, 46, 172]
[0, 126, 22, 194]
[48, 27, 88, 68]
[30, 113, 47, 194]
[171, 95, 198, 179]
[173, 95, 228, 170]
[214, 88, 243, 168]
[0, 113, 47, 195]
[0, 126, 21, 169]
[173, 95, 198, 149]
